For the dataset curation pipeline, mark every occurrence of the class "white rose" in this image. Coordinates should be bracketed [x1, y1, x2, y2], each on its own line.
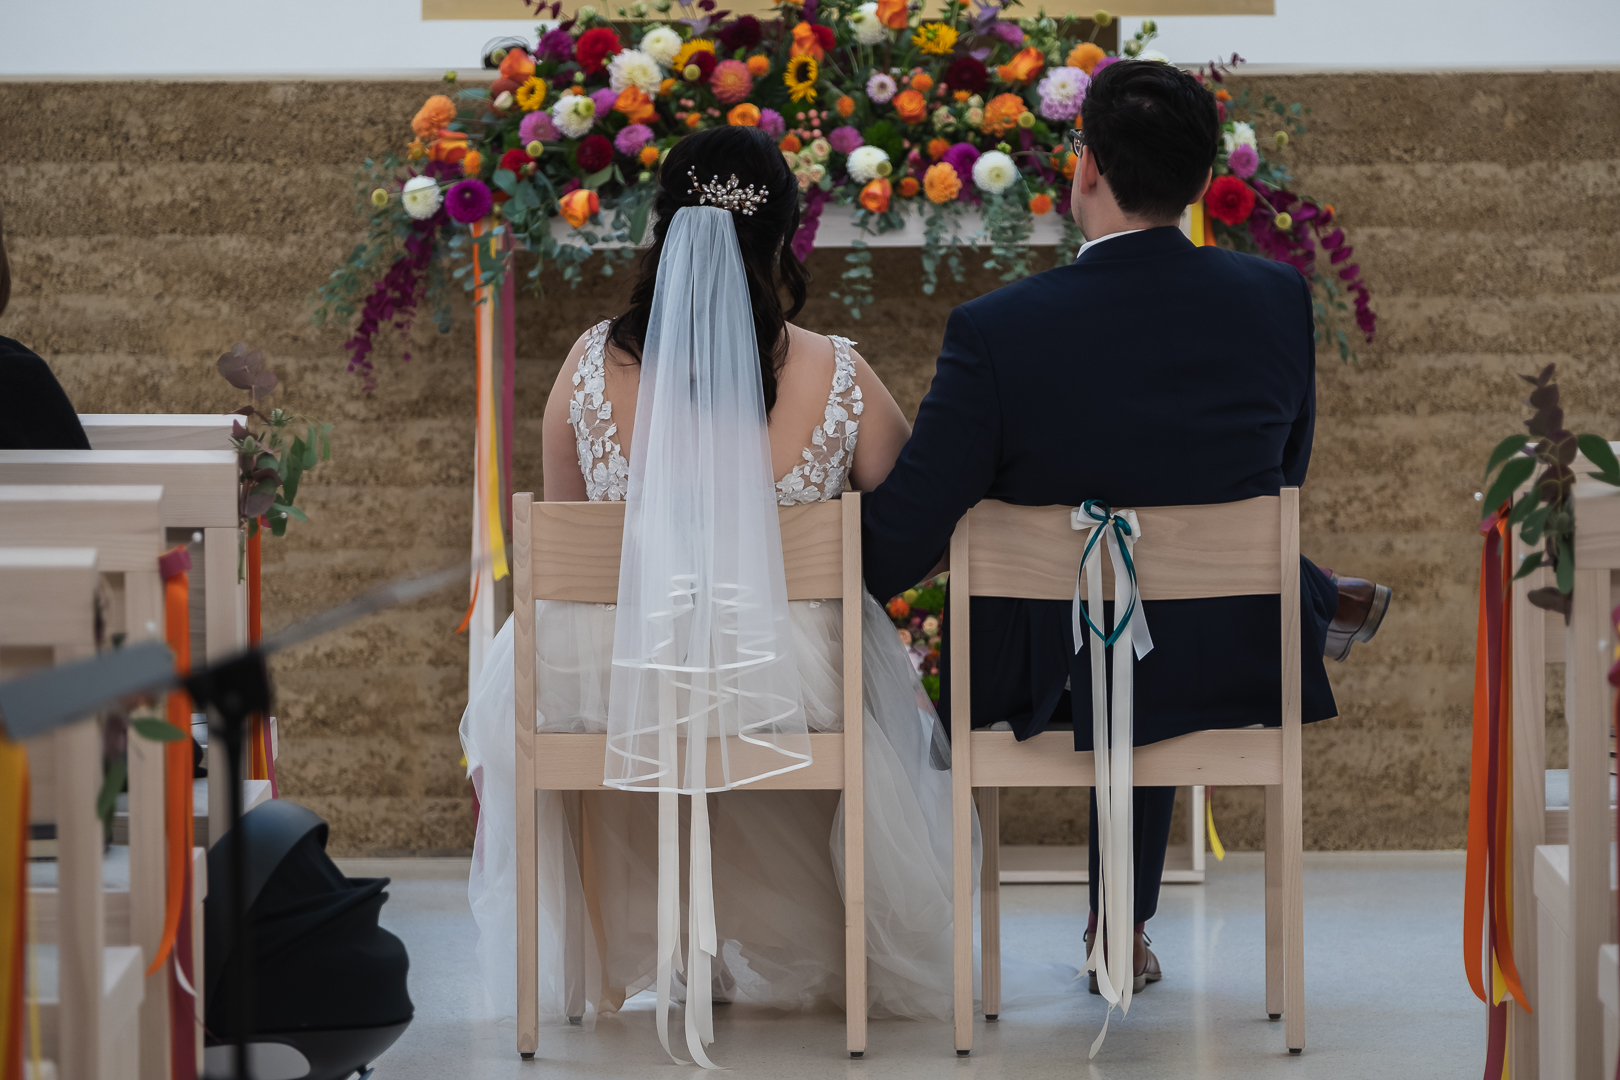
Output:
[809, 137, 832, 161]
[846, 145, 890, 183]
[552, 94, 597, 138]
[972, 149, 1018, 195]
[848, 2, 888, 45]
[933, 106, 958, 131]
[809, 163, 826, 182]
[401, 175, 442, 220]
[638, 25, 682, 68]
[609, 48, 662, 94]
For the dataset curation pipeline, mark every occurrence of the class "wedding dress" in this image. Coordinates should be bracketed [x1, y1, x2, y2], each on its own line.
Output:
[459, 252, 978, 1046]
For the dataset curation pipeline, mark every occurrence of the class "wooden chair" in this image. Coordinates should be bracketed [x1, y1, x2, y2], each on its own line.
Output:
[2, 547, 146, 1080]
[0, 450, 247, 839]
[511, 492, 868, 1059]
[1530, 464, 1620, 1080]
[0, 484, 204, 1080]
[79, 414, 236, 453]
[947, 493, 1306, 1055]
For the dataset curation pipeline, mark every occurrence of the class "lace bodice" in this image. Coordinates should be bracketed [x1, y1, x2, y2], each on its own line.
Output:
[568, 322, 862, 506]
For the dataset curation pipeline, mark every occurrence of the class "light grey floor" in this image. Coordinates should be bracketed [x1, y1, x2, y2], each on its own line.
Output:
[356, 852, 1478, 1080]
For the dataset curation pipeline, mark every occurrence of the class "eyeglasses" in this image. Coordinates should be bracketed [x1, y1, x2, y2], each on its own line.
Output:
[1065, 128, 1085, 157]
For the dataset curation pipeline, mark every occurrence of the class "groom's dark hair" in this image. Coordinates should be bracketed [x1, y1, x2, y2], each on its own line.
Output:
[1079, 60, 1220, 223]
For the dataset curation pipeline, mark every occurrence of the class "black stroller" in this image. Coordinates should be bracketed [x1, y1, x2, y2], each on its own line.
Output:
[203, 800, 413, 1080]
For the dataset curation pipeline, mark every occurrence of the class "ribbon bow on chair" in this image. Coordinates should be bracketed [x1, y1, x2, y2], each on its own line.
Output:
[1070, 501, 1155, 1056]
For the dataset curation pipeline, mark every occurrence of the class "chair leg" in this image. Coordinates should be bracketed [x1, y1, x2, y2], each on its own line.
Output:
[563, 790, 587, 1022]
[845, 765, 868, 1057]
[978, 787, 1001, 1021]
[517, 784, 539, 1057]
[951, 759, 974, 1054]
[1283, 758, 1305, 1052]
[1264, 784, 1283, 1022]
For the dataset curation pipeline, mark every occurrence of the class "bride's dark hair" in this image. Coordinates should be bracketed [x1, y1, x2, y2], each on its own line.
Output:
[607, 125, 808, 414]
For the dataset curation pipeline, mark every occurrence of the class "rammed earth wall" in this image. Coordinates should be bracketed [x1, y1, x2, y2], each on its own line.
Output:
[2, 70, 1615, 852]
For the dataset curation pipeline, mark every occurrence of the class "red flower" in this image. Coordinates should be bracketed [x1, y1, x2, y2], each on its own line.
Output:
[576, 134, 612, 173]
[811, 23, 836, 51]
[574, 27, 623, 74]
[689, 50, 718, 83]
[499, 148, 534, 175]
[942, 56, 988, 95]
[1206, 175, 1256, 225]
[717, 15, 762, 52]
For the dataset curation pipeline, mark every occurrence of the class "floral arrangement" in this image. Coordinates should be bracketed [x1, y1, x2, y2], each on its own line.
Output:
[887, 574, 946, 700]
[315, 2, 1376, 387]
[218, 343, 334, 548]
[1480, 363, 1619, 615]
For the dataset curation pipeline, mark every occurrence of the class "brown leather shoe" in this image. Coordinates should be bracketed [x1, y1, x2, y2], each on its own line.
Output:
[1322, 572, 1392, 662]
[1084, 929, 1162, 994]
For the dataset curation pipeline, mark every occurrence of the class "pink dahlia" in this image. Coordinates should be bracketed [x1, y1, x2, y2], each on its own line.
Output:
[519, 110, 556, 144]
[759, 108, 785, 138]
[1226, 142, 1258, 179]
[590, 87, 620, 122]
[829, 126, 863, 154]
[614, 123, 654, 157]
[710, 59, 754, 104]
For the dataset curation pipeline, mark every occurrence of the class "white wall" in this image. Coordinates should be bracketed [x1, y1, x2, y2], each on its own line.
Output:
[0, 0, 1615, 76]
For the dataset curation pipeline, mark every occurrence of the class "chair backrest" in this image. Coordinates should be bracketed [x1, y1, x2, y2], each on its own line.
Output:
[79, 413, 237, 452]
[953, 495, 1292, 601]
[0, 548, 105, 1080]
[0, 449, 237, 528]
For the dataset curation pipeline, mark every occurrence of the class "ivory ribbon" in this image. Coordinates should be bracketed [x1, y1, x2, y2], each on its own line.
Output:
[1070, 502, 1153, 1058]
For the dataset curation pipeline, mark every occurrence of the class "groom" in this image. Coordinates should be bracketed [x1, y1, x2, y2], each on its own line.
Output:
[862, 60, 1389, 986]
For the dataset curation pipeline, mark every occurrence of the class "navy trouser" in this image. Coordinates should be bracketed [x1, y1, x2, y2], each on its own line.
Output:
[1087, 785, 1178, 925]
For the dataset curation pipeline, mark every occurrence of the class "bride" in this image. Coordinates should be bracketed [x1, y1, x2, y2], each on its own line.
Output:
[459, 125, 978, 1064]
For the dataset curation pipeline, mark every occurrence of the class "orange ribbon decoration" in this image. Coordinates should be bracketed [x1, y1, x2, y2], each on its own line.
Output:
[149, 548, 196, 979]
[246, 526, 277, 796]
[1464, 509, 1530, 1078]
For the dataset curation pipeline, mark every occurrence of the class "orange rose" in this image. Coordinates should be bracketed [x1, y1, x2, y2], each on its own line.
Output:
[836, 95, 855, 118]
[499, 48, 536, 81]
[747, 54, 771, 76]
[428, 131, 468, 164]
[898, 176, 920, 197]
[997, 46, 1045, 85]
[875, 0, 908, 29]
[462, 149, 483, 176]
[559, 188, 601, 229]
[926, 137, 949, 160]
[728, 103, 761, 126]
[780, 133, 802, 153]
[790, 21, 826, 61]
[981, 92, 1027, 135]
[412, 94, 457, 138]
[892, 88, 928, 124]
[639, 144, 661, 166]
[910, 72, 933, 92]
[614, 87, 658, 124]
[923, 161, 961, 203]
[860, 177, 892, 213]
[1066, 42, 1104, 73]
[1028, 193, 1053, 215]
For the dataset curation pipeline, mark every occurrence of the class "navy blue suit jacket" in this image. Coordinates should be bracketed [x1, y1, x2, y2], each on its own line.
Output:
[862, 226, 1338, 749]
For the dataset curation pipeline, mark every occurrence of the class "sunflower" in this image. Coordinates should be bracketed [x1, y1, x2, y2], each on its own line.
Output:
[911, 22, 958, 55]
[671, 38, 716, 74]
[515, 76, 548, 112]
[784, 56, 819, 102]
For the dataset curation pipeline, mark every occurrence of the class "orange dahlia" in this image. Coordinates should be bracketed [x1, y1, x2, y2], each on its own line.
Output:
[1028, 193, 1053, 215]
[926, 137, 949, 160]
[981, 92, 1027, 136]
[747, 54, 771, 77]
[412, 94, 457, 138]
[1066, 42, 1105, 73]
[898, 176, 920, 197]
[923, 161, 961, 203]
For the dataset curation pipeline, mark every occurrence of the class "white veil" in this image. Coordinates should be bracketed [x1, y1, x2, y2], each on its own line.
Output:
[604, 203, 813, 1066]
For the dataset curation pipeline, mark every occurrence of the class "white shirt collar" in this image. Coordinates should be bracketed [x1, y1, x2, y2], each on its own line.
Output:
[1075, 228, 1146, 260]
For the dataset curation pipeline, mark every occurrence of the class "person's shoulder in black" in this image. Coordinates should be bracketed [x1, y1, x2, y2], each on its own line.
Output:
[0, 335, 91, 450]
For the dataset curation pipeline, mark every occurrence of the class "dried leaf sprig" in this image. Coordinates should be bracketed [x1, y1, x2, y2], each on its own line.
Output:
[1481, 363, 1620, 615]
[218, 343, 334, 550]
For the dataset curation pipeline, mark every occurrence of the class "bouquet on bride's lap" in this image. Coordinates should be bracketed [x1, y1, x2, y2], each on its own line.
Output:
[315, 1, 1376, 384]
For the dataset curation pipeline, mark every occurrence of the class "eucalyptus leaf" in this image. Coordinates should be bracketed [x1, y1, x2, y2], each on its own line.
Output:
[1577, 433, 1620, 486]
[1512, 551, 1544, 580]
[1480, 456, 1536, 518]
[1556, 538, 1574, 593]
[582, 165, 614, 190]
[132, 717, 186, 743]
[1507, 489, 1539, 527]
[1483, 434, 1530, 480]
[493, 169, 519, 195]
[1520, 505, 1551, 545]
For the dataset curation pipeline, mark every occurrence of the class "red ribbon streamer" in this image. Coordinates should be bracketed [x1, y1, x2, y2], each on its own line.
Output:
[155, 547, 199, 1078]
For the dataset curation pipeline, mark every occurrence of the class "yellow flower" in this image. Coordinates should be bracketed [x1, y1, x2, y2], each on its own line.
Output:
[784, 56, 819, 102]
[671, 39, 716, 73]
[911, 22, 958, 55]
[515, 76, 548, 112]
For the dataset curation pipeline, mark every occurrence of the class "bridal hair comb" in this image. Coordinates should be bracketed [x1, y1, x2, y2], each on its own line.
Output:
[687, 169, 767, 216]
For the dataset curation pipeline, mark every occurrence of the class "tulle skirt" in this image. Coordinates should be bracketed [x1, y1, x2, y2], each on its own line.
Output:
[458, 593, 982, 1024]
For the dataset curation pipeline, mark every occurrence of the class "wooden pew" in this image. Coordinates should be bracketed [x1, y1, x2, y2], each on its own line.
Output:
[79, 414, 236, 453]
[0, 451, 247, 841]
[0, 485, 196, 1080]
[2, 548, 145, 1080]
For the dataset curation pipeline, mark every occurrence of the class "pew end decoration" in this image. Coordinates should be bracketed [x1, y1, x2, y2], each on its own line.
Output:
[316, 4, 1375, 381]
[1479, 362, 1620, 617]
[219, 343, 334, 548]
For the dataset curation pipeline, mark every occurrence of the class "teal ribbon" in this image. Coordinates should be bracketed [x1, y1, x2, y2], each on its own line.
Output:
[1074, 500, 1141, 649]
